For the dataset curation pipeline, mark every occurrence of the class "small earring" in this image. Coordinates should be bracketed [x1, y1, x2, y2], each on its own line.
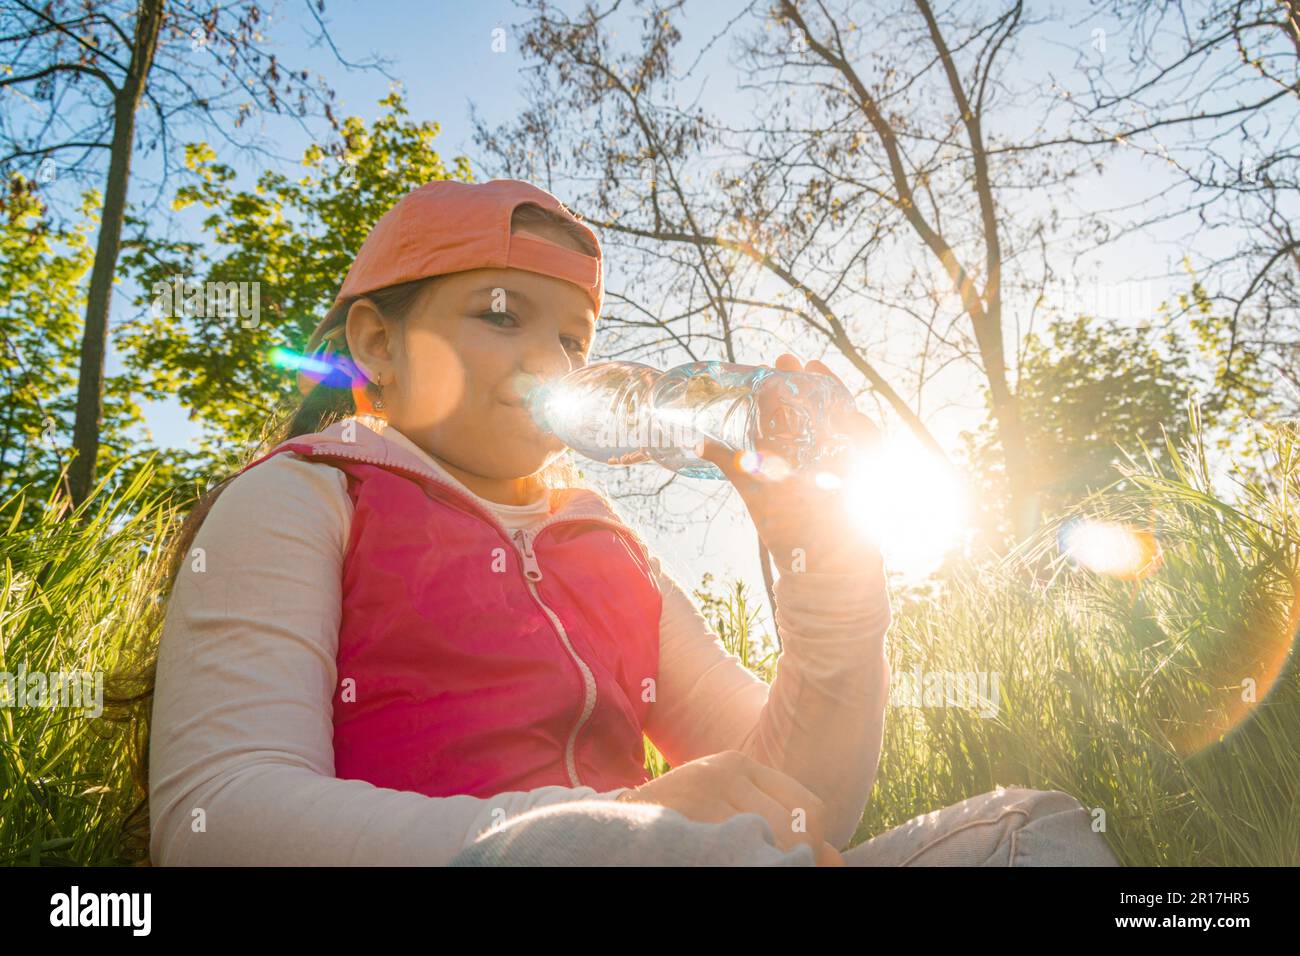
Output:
[373, 378, 386, 411]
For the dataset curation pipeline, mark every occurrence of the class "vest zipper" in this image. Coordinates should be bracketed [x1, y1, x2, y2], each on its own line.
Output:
[512, 526, 598, 787]
[513, 527, 544, 581]
[275, 442, 637, 790]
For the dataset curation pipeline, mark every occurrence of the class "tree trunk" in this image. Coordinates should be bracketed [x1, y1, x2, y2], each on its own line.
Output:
[988, 377, 1039, 542]
[68, 0, 165, 508]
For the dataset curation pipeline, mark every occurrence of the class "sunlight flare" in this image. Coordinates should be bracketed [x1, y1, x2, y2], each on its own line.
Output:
[831, 434, 968, 579]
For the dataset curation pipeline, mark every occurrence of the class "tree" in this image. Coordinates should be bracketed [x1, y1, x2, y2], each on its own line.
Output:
[473, 0, 1112, 541]
[118, 91, 471, 479]
[960, 310, 1193, 549]
[958, 277, 1279, 553]
[470, 0, 1108, 621]
[1043, 0, 1298, 411]
[0, 0, 359, 507]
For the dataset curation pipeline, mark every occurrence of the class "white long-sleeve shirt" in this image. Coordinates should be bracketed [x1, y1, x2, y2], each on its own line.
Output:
[148, 417, 892, 864]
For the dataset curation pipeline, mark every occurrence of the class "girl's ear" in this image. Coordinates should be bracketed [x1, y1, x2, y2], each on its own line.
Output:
[345, 297, 397, 386]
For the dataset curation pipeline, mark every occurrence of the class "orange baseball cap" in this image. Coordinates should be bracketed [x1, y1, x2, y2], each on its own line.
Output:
[297, 178, 603, 399]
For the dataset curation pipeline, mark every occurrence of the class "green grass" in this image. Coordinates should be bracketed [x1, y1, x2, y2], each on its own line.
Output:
[1, 409, 1296, 865]
[858, 411, 1298, 864]
[0, 455, 173, 866]
[662, 409, 1299, 865]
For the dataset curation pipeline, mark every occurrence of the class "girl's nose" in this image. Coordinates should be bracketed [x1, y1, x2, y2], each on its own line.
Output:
[522, 337, 577, 383]
[510, 339, 577, 405]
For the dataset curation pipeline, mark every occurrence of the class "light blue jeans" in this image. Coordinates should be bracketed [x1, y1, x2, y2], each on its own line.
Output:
[448, 786, 1122, 866]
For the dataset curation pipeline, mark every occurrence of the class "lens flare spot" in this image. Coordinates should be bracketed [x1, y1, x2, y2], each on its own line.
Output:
[1060, 519, 1163, 580]
[521, 373, 578, 418]
[739, 450, 791, 480]
[814, 470, 842, 491]
[400, 328, 464, 428]
[270, 346, 334, 377]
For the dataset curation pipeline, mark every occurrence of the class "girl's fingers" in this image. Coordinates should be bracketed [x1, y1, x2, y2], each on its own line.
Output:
[738, 760, 829, 852]
[821, 403, 881, 452]
[773, 352, 803, 373]
[804, 360, 879, 449]
[818, 842, 846, 866]
[722, 784, 804, 855]
[805, 358, 846, 391]
[698, 437, 790, 494]
[698, 437, 825, 504]
[695, 438, 735, 476]
[696, 438, 758, 491]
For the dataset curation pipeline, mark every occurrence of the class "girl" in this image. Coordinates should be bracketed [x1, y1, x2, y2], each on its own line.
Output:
[143, 178, 1120, 866]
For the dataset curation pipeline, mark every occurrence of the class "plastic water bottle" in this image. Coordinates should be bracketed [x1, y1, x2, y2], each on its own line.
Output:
[524, 360, 859, 479]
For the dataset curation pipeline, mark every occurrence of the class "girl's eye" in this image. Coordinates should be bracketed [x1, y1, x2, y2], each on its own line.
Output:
[480, 311, 586, 354]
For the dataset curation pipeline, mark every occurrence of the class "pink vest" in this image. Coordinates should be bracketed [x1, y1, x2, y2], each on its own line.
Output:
[236, 419, 662, 797]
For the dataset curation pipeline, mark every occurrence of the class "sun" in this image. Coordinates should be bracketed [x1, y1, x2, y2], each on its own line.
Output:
[819, 434, 969, 580]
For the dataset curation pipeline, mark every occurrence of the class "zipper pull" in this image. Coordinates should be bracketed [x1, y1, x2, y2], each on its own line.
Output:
[513, 528, 543, 582]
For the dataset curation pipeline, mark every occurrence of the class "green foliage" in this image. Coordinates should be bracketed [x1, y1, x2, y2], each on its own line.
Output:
[0, 172, 230, 529]
[0, 176, 92, 523]
[654, 407, 1297, 864]
[962, 300, 1209, 552]
[962, 271, 1283, 556]
[692, 571, 779, 679]
[117, 91, 474, 479]
[1178, 270, 1280, 457]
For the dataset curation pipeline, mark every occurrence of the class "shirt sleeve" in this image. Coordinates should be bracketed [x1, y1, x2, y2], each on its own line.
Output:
[641, 548, 892, 849]
[148, 452, 628, 867]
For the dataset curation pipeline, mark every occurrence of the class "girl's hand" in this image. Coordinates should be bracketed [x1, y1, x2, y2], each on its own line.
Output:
[696, 353, 883, 577]
[616, 750, 844, 865]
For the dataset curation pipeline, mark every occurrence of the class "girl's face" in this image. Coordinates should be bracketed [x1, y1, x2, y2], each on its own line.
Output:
[345, 228, 596, 500]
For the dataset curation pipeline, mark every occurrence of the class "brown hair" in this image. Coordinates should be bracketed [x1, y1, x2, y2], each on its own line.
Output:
[107, 201, 601, 863]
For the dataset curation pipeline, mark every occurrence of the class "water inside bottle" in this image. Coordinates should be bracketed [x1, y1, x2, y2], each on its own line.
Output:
[649, 362, 854, 478]
[526, 360, 856, 479]
[525, 361, 659, 466]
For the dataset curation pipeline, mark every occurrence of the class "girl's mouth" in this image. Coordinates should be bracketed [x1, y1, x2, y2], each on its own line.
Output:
[500, 399, 542, 429]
